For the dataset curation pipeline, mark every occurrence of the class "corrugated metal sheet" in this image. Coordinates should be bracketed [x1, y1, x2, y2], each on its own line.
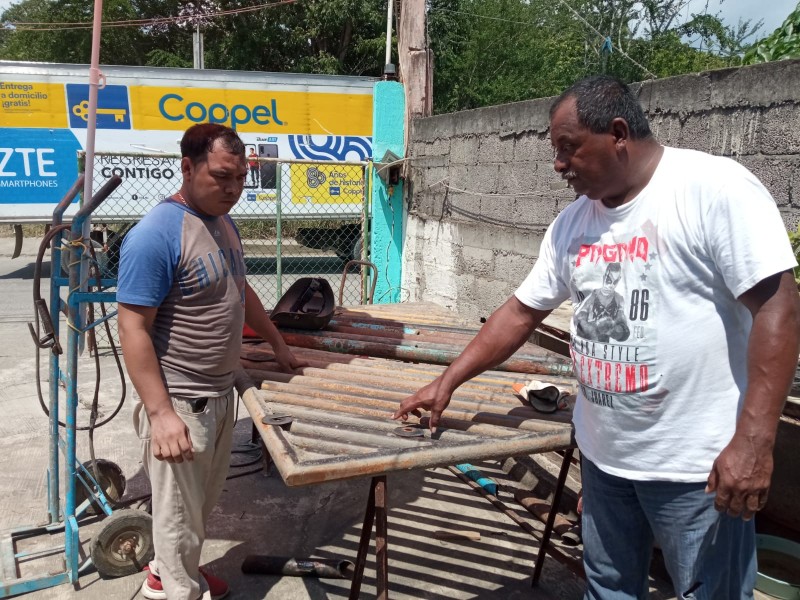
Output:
[239, 303, 576, 487]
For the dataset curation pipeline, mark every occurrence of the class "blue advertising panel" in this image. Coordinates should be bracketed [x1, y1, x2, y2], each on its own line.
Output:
[66, 84, 131, 130]
[0, 128, 82, 204]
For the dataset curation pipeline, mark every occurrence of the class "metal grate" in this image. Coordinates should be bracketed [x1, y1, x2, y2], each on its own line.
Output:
[237, 303, 575, 486]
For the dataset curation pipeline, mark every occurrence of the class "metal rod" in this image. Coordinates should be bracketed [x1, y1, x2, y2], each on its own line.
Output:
[533, 448, 575, 585]
[273, 332, 571, 376]
[349, 477, 377, 600]
[81, 0, 104, 214]
[242, 346, 576, 389]
[362, 164, 372, 303]
[385, 0, 394, 67]
[375, 475, 389, 600]
[275, 162, 283, 296]
[255, 379, 574, 429]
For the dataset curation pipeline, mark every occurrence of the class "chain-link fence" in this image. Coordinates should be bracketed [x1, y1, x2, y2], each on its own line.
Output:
[81, 152, 372, 349]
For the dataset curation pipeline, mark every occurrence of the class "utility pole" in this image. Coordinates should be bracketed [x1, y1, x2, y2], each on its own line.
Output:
[193, 22, 204, 69]
[398, 0, 432, 118]
[398, 0, 432, 175]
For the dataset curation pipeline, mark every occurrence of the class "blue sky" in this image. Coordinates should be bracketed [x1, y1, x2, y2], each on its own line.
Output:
[1, 0, 797, 42]
[688, 0, 796, 37]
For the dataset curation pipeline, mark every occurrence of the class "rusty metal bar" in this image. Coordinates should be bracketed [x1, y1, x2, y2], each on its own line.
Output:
[240, 388, 572, 486]
[533, 448, 577, 585]
[253, 399, 542, 440]
[336, 306, 474, 327]
[246, 355, 574, 392]
[244, 356, 576, 392]
[251, 367, 572, 414]
[289, 434, 377, 456]
[255, 378, 574, 428]
[349, 476, 377, 600]
[264, 335, 571, 375]
[281, 328, 565, 363]
[375, 475, 389, 600]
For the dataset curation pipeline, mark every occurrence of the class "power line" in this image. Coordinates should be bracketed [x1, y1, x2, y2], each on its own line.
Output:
[3, 0, 297, 32]
[550, 0, 658, 79]
[433, 7, 541, 26]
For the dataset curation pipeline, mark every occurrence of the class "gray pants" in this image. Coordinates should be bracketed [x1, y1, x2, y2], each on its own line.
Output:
[134, 392, 235, 600]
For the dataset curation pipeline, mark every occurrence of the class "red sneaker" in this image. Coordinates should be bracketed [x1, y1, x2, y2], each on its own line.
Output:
[200, 567, 230, 600]
[140, 568, 166, 600]
[141, 565, 229, 600]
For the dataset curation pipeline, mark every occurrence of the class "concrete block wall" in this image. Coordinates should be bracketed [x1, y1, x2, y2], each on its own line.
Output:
[403, 60, 800, 321]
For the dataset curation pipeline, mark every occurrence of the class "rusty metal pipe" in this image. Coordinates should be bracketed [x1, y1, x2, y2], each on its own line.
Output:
[241, 389, 572, 486]
[270, 334, 572, 376]
[375, 475, 389, 600]
[254, 368, 569, 409]
[242, 556, 354, 579]
[253, 373, 571, 427]
[258, 383, 574, 431]
[253, 399, 527, 439]
[279, 327, 563, 364]
[242, 348, 577, 390]
[350, 477, 378, 600]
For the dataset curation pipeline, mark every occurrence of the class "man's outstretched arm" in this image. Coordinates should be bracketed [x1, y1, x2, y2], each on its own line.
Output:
[393, 296, 552, 431]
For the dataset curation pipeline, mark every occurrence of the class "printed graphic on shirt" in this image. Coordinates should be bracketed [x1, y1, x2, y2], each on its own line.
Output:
[176, 215, 246, 307]
[569, 229, 658, 410]
[176, 245, 245, 302]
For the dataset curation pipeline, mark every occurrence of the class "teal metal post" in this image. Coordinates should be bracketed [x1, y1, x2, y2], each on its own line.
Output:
[275, 163, 283, 297]
[370, 81, 406, 304]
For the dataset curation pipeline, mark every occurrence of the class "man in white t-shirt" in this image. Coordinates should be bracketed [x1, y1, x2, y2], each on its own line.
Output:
[393, 76, 800, 598]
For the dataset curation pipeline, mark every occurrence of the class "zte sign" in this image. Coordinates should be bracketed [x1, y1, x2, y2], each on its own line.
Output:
[0, 148, 57, 177]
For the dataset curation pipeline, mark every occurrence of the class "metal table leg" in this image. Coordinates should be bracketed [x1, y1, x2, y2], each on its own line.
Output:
[532, 447, 575, 585]
[349, 475, 389, 600]
[374, 476, 389, 600]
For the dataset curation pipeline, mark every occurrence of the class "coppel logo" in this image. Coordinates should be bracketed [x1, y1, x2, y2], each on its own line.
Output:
[159, 94, 285, 130]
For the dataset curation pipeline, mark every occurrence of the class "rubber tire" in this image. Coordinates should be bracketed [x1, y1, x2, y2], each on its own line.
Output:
[351, 235, 364, 262]
[76, 459, 126, 516]
[91, 509, 154, 578]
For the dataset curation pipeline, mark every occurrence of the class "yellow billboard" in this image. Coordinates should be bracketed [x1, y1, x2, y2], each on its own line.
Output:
[0, 81, 68, 128]
[130, 86, 372, 135]
[289, 163, 364, 205]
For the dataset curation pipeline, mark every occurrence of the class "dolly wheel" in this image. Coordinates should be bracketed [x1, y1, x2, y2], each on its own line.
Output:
[77, 459, 126, 515]
[91, 509, 154, 578]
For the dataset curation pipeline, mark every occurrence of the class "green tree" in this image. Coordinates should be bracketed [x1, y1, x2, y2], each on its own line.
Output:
[0, 0, 388, 76]
[1, 0, 778, 114]
[0, 0, 162, 64]
[743, 1, 800, 64]
[428, 0, 588, 113]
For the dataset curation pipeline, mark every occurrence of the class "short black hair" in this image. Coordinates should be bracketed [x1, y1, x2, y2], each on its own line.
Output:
[550, 75, 652, 140]
[180, 123, 246, 163]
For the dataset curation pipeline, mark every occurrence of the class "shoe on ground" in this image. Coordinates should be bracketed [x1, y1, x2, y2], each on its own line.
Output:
[140, 569, 166, 600]
[141, 566, 230, 600]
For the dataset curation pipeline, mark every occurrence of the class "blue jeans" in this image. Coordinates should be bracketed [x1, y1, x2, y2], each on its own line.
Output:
[580, 458, 756, 600]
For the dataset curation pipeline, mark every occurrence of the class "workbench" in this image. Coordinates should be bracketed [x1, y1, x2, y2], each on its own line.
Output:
[238, 302, 578, 598]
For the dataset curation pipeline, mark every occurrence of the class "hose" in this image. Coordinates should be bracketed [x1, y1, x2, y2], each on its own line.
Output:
[31, 227, 127, 432]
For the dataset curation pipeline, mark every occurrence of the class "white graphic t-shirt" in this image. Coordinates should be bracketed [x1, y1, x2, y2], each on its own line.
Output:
[515, 146, 797, 481]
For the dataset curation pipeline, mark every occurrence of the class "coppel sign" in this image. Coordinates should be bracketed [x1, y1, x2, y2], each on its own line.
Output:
[158, 94, 286, 131]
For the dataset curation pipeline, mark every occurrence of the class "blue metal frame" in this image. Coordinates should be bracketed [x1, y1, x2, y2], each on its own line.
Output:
[0, 177, 122, 598]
